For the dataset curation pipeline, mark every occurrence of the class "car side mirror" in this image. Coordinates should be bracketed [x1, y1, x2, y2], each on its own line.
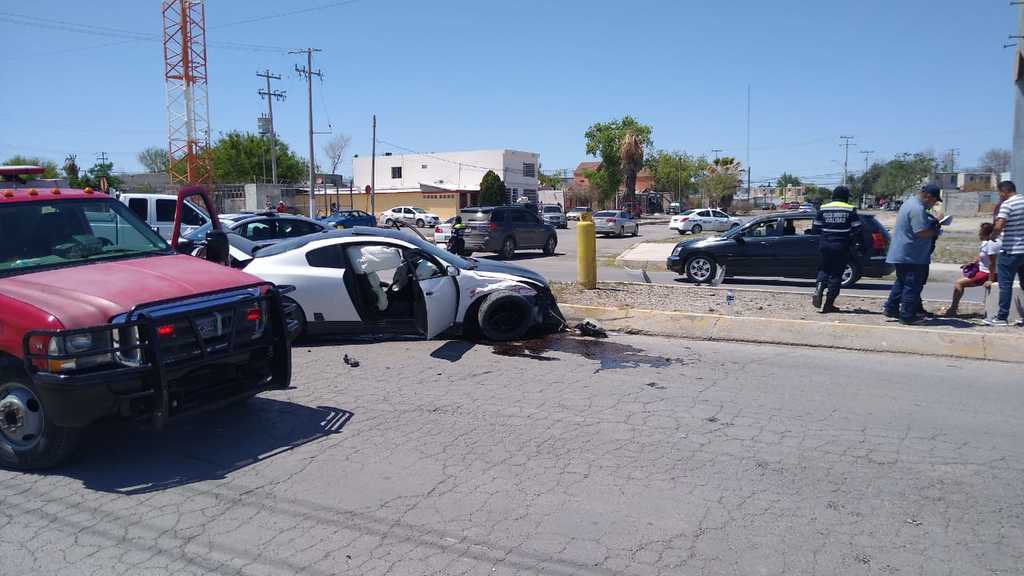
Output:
[446, 265, 460, 277]
[733, 236, 746, 243]
[205, 230, 230, 265]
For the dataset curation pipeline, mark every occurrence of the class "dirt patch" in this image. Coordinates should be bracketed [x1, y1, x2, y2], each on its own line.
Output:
[552, 281, 1002, 332]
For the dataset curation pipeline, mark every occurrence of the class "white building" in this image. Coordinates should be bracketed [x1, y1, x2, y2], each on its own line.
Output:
[351, 149, 540, 216]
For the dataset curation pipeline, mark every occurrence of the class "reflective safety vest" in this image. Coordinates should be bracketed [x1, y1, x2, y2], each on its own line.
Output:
[812, 201, 862, 245]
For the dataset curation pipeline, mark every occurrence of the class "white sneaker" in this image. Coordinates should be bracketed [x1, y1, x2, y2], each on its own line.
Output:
[983, 318, 1009, 327]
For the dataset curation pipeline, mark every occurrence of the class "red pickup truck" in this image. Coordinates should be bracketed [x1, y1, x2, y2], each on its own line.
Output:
[0, 183, 292, 469]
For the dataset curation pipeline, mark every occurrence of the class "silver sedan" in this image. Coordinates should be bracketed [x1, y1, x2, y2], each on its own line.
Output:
[593, 210, 639, 237]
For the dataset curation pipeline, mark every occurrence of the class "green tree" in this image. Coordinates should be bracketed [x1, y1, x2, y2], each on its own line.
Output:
[478, 170, 507, 206]
[698, 157, 743, 209]
[847, 162, 885, 205]
[137, 146, 168, 173]
[647, 150, 707, 202]
[875, 153, 936, 201]
[2, 155, 60, 179]
[538, 169, 563, 189]
[775, 172, 802, 189]
[584, 116, 653, 205]
[210, 131, 306, 183]
[75, 162, 123, 191]
[803, 186, 832, 204]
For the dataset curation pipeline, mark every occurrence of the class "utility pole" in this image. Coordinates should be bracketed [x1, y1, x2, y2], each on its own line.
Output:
[370, 114, 377, 216]
[1014, 2, 1024, 181]
[840, 136, 855, 186]
[96, 152, 109, 164]
[746, 84, 752, 201]
[257, 69, 286, 184]
[291, 48, 322, 217]
[945, 147, 960, 171]
[711, 149, 723, 161]
[860, 150, 874, 173]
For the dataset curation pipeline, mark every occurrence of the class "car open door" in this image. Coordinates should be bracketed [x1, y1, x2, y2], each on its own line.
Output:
[411, 258, 459, 338]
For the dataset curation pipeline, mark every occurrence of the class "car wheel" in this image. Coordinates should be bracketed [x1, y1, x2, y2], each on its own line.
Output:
[416, 219, 425, 228]
[543, 235, 557, 255]
[477, 290, 534, 341]
[282, 296, 307, 341]
[384, 218, 393, 227]
[685, 255, 717, 283]
[0, 373, 79, 470]
[501, 237, 516, 259]
[691, 224, 703, 234]
[840, 263, 862, 289]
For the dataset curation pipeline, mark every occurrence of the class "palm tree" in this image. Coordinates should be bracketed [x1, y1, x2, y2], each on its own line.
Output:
[700, 157, 743, 209]
[619, 130, 644, 208]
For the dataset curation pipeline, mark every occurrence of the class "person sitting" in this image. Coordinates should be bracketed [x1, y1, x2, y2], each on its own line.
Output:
[941, 222, 1000, 317]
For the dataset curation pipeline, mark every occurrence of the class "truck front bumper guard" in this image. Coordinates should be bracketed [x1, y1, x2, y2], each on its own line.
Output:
[23, 283, 294, 429]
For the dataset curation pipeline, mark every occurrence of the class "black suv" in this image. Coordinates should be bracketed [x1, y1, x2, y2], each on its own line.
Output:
[666, 211, 894, 287]
[460, 206, 558, 259]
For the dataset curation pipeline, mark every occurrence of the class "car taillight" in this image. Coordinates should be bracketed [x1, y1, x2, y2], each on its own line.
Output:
[435, 226, 442, 234]
[871, 232, 886, 251]
[245, 307, 262, 322]
[606, 218, 616, 224]
[488, 222, 497, 231]
[157, 324, 175, 337]
[680, 217, 688, 221]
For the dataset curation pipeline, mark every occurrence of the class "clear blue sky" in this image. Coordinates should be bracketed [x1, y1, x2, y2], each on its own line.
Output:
[0, 0, 1017, 186]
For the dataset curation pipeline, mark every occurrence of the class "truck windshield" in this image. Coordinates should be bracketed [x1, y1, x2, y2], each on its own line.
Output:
[0, 198, 171, 277]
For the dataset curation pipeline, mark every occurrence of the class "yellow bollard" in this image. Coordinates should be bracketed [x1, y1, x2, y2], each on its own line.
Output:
[577, 211, 597, 289]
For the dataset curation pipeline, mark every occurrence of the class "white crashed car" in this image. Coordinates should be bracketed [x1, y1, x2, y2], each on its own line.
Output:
[232, 227, 565, 341]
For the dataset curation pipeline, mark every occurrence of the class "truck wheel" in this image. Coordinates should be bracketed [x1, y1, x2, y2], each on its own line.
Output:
[0, 373, 79, 470]
[478, 290, 534, 341]
[542, 235, 557, 255]
[416, 219, 425, 228]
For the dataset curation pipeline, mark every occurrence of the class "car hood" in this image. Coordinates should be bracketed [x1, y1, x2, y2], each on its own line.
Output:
[676, 236, 728, 250]
[0, 254, 265, 328]
[470, 259, 548, 286]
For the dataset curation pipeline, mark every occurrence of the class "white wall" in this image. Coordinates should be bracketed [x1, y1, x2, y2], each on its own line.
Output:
[352, 150, 539, 198]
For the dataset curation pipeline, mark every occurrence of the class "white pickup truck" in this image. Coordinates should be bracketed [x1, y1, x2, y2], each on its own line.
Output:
[117, 193, 210, 239]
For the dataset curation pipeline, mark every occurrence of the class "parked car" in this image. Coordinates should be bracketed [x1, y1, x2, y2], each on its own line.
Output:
[799, 203, 816, 212]
[118, 192, 210, 239]
[321, 209, 376, 229]
[180, 212, 327, 253]
[236, 227, 566, 341]
[669, 209, 742, 235]
[668, 202, 682, 215]
[539, 204, 568, 229]
[0, 185, 292, 469]
[666, 211, 894, 288]
[434, 216, 455, 245]
[566, 206, 591, 221]
[380, 206, 440, 228]
[593, 210, 640, 237]
[460, 206, 558, 259]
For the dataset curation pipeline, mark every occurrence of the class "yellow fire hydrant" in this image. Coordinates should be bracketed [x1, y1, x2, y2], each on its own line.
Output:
[577, 211, 597, 289]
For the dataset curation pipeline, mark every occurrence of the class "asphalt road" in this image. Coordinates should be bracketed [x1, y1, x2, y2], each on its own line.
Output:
[470, 222, 975, 303]
[2, 334, 1021, 575]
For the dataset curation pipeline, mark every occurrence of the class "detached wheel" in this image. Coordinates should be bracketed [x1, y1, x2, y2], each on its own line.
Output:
[840, 263, 862, 289]
[691, 224, 703, 234]
[543, 235, 557, 255]
[685, 255, 717, 283]
[500, 237, 516, 259]
[478, 290, 534, 341]
[416, 218, 425, 228]
[0, 374, 79, 470]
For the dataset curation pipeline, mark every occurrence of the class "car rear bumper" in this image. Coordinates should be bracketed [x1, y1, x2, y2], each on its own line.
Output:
[594, 224, 624, 233]
[668, 222, 689, 231]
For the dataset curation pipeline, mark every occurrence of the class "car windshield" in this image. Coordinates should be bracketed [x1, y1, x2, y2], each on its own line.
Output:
[570, 207, 588, 212]
[0, 198, 171, 277]
[543, 206, 562, 213]
[412, 208, 427, 213]
[460, 209, 492, 222]
[682, 209, 699, 215]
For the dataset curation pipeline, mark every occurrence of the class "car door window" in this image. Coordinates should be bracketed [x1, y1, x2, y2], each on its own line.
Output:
[784, 218, 814, 236]
[127, 198, 148, 221]
[490, 210, 505, 224]
[155, 199, 176, 223]
[745, 220, 782, 237]
[306, 245, 344, 268]
[181, 203, 206, 226]
[509, 210, 526, 226]
[412, 255, 443, 280]
[279, 219, 320, 238]
[712, 210, 729, 220]
[239, 219, 275, 241]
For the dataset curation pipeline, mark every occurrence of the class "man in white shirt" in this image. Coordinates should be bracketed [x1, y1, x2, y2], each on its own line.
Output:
[986, 180, 1024, 326]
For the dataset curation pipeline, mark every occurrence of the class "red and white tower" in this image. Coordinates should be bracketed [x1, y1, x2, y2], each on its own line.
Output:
[162, 0, 213, 187]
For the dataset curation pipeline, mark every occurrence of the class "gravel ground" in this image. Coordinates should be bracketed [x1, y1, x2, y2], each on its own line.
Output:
[551, 281, 1011, 332]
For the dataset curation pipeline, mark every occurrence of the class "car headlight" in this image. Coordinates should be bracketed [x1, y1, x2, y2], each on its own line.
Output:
[671, 246, 683, 257]
[45, 329, 115, 372]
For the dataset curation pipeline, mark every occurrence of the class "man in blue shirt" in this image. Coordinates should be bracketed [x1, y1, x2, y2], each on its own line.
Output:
[884, 184, 941, 324]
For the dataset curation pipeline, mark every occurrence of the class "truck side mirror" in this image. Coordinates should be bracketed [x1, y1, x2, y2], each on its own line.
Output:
[205, 230, 230, 265]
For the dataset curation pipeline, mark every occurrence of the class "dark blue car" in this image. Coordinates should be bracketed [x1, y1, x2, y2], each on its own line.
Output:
[321, 209, 377, 229]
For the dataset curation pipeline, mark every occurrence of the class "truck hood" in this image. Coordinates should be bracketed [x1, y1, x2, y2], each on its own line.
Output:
[0, 254, 265, 328]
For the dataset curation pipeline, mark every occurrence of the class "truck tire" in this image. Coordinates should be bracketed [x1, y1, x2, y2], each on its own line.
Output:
[477, 290, 534, 341]
[542, 235, 557, 256]
[0, 372, 79, 470]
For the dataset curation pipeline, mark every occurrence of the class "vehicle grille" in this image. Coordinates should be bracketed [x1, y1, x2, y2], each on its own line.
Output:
[155, 302, 264, 364]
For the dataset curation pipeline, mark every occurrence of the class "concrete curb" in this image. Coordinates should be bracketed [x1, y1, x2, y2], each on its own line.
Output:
[560, 304, 1023, 363]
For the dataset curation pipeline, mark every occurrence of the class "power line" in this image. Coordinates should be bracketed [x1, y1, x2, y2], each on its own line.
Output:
[210, 0, 361, 29]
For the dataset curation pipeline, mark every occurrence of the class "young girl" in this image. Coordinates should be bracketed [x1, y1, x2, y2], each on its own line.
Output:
[942, 222, 1000, 317]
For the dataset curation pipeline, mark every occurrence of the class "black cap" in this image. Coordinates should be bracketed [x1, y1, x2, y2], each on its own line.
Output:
[832, 186, 851, 202]
[922, 183, 941, 200]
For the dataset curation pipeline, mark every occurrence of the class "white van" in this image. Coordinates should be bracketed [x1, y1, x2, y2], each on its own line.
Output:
[117, 193, 210, 239]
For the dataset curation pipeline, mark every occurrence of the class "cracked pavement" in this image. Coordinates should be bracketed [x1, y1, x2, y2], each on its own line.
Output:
[1, 334, 1022, 575]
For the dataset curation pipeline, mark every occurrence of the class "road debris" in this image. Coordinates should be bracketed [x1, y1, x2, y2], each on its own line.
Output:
[575, 318, 608, 338]
[343, 354, 360, 368]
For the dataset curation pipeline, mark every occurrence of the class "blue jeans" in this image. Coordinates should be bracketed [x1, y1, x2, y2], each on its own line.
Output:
[996, 252, 1024, 320]
[885, 264, 928, 322]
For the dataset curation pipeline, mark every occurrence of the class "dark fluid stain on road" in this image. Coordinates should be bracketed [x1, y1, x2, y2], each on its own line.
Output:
[492, 335, 690, 372]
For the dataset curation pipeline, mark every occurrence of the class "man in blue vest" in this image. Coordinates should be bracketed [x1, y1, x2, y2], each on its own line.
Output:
[811, 186, 862, 313]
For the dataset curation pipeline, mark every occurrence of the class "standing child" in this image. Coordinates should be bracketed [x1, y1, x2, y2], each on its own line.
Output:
[942, 222, 1000, 317]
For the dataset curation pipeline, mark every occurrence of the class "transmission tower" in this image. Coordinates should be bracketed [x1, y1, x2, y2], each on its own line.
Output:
[162, 0, 213, 187]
